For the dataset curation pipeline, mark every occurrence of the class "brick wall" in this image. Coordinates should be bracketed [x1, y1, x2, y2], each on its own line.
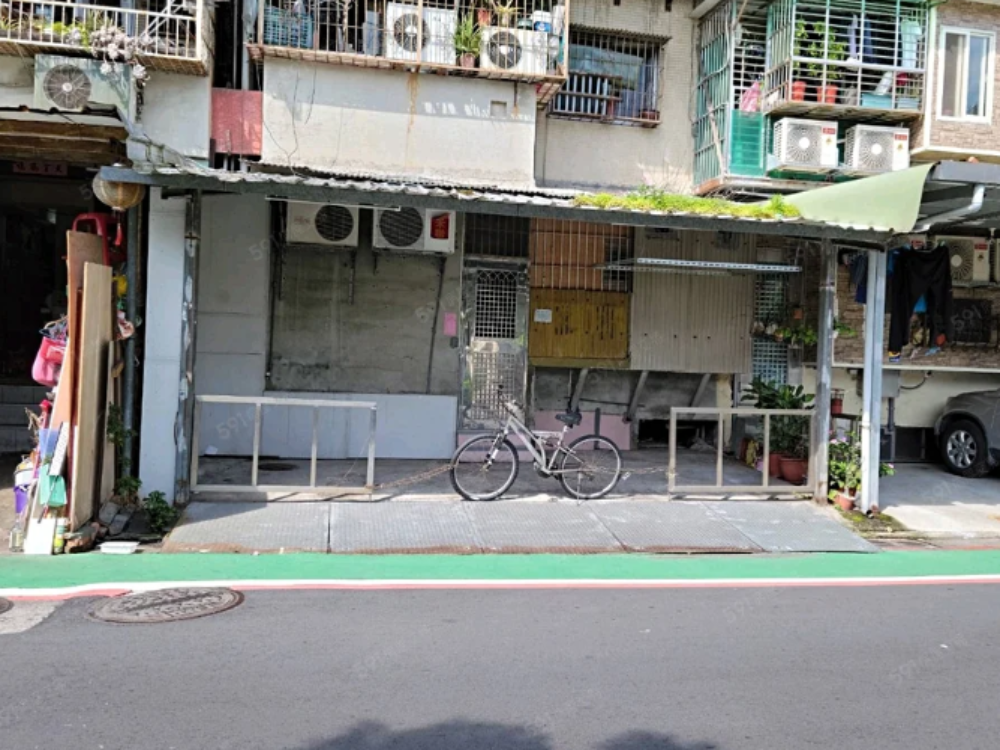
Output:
[926, 0, 1000, 154]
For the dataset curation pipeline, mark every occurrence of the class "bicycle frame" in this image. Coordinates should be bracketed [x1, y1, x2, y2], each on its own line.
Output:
[492, 403, 575, 477]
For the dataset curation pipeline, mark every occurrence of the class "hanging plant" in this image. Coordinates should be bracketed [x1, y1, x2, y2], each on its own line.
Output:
[85, 24, 154, 86]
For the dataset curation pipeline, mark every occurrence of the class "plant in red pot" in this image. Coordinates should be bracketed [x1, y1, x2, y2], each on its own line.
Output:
[790, 19, 809, 101]
[828, 430, 895, 508]
[779, 433, 809, 485]
[741, 378, 815, 481]
[454, 14, 481, 69]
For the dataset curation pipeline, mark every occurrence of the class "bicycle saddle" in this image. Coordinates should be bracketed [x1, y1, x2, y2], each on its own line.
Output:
[556, 411, 582, 427]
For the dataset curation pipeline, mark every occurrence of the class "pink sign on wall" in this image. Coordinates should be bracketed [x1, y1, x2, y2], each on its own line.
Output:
[443, 312, 458, 337]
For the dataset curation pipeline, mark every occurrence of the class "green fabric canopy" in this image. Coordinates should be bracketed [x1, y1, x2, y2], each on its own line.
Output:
[784, 163, 935, 234]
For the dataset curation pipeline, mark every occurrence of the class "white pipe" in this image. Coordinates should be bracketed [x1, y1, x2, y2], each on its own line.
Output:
[914, 184, 986, 232]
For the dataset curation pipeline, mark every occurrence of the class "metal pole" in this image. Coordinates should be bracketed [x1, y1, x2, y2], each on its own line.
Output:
[716, 413, 724, 487]
[762, 413, 771, 488]
[812, 239, 836, 503]
[122, 203, 140, 476]
[310, 407, 319, 489]
[860, 249, 887, 514]
[251, 402, 262, 488]
[366, 406, 377, 490]
[667, 409, 677, 492]
[173, 191, 201, 505]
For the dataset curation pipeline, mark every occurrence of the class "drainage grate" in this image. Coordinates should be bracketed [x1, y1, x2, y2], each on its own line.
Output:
[89, 588, 244, 624]
[0, 598, 12, 616]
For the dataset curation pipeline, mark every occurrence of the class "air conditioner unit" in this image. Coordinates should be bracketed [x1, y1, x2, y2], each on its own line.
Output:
[770, 118, 838, 172]
[844, 125, 910, 174]
[286, 203, 360, 247]
[422, 7, 457, 65]
[384, 3, 456, 63]
[385, 2, 425, 62]
[480, 27, 548, 76]
[373, 208, 456, 254]
[34, 55, 136, 120]
[935, 236, 990, 285]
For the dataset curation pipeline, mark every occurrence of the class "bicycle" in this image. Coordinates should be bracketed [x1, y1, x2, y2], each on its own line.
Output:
[450, 388, 624, 501]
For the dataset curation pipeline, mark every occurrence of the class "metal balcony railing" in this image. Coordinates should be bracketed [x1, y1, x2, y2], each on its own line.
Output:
[250, 0, 570, 105]
[0, 0, 209, 75]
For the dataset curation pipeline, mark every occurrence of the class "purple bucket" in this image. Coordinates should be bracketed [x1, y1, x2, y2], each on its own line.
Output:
[14, 485, 29, 515]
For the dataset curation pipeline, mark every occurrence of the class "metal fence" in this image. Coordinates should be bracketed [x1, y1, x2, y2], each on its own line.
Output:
[0, 0, 207, 72]
[190, 395, 378, 494]
[668, 406, 817, 496]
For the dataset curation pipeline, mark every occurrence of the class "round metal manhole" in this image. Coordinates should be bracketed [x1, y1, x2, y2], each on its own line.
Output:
[0, 597, 13, 616]
[258, 461, 295, 472]
[90, 588, 244, 624]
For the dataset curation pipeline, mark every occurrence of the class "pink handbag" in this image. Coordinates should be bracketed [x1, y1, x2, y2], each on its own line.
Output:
[32, 339, 61, 387]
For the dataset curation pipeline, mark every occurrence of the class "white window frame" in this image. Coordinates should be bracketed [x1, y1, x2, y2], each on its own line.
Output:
[937, 26, 996, 124]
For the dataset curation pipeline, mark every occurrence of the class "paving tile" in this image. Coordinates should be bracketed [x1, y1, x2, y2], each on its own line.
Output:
[164, 502, 329, 552]
[590, 502, 760, 552]
[705, 501, 879, 553]
[331, 502, 480, 553]
[467, 502, 622, 552]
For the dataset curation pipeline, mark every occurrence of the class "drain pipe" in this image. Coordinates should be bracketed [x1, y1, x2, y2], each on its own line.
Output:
[914, 184, 986, 232]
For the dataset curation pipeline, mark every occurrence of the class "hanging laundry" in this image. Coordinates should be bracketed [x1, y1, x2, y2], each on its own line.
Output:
[848, 16, 859, 63]
[888, 245, 953, 358]
[740, 80, 761, 112]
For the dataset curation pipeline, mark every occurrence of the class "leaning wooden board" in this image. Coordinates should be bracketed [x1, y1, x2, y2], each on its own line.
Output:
[51, 232, 105, 429]
[69, 262, 113, 532]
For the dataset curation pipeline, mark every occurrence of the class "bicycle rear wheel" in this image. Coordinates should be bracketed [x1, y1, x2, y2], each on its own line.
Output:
[450, 435, 520, 501]
[558, 435, 622, 500]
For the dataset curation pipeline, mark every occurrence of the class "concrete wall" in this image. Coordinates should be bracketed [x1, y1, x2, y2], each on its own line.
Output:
[138, 189, 187, 500]
[194, 194, 272, 456]
[261, 60, 537, 187]
[802, 367, 1000, 429]
[141, 73, 213, 161]
[534, 0, 695, 192]
[269, 210, 462, 396]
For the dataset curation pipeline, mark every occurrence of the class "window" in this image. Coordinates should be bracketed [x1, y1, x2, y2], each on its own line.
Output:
[550, 30, 663, 126]
[940, 28, 995, 121]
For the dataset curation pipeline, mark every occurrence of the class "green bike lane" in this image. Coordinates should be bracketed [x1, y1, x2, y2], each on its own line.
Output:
[3, 550, 1000, 598]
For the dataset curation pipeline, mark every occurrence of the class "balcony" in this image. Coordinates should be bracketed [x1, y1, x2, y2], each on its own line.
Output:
[248, 0, 569, 106]
[0, 0, 211, 76]
[762, 0, 926, 122]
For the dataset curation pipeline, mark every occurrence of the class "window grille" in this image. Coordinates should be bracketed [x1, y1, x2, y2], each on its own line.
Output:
[752, 273, 789, 384]
[474, 270, 519, 339]
[550, 29, 663, 126]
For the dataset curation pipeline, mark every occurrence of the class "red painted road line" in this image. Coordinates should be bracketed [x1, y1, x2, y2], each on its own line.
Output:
[5, 575, 1000, 601]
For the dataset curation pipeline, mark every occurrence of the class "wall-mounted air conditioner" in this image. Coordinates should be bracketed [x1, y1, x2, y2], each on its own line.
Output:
[770, 118, 838, 172]
[286, 203, 360, 247]
[480, 28, 548, 76]
[844, 125, 910, 174]
[34, 55, 136, 120]
[935, 236, 990, 285]
[373, 208, 456, 254]
[384, 2, 456, 64]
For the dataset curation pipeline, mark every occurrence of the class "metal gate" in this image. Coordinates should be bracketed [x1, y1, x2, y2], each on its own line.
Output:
[460, 266, 528, 428]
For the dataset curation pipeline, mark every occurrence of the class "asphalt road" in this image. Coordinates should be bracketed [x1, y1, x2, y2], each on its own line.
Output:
[2, 585, 999, 750]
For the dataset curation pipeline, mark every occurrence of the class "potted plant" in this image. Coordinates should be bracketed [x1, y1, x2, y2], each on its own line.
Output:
[779, 431, 810, 485]
[828, 431, 895, 508]
[742, 379, 814, 480]
[830, 388, 845, 415]
[490, 0, 517, 28]
[820, 29, 847, 104]
[790, 19, 809, 101]
[454, 14, 481, 69]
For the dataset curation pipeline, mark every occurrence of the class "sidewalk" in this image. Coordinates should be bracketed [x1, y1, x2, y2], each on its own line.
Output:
[881, 464, 1000, 538]
[162, 499, 878, 554]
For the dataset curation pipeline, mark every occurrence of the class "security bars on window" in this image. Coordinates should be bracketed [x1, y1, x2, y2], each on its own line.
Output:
[550, 28, 664, 126]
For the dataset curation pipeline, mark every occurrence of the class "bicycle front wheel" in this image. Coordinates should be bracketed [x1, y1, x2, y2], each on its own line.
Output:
[558, 435, 622, 500]
[450, 435, 520, 501]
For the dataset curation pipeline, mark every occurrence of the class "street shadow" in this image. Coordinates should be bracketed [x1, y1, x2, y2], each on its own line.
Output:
[295, 720, 721, 750]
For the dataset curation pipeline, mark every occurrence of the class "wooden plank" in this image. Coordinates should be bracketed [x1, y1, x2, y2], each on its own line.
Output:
[52, 232, 105, 428]
[529, 289, 630, 361]
[0, 120, 127, 139]
[69, 263, 113, 532]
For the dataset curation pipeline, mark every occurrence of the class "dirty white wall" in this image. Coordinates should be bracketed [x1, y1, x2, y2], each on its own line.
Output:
[140, 73, 213, 161]
[138, 189, 187, 500]
[534, 0, 695, 191]
[802, 367, 1000, 428]
[261, 60, 537, 187]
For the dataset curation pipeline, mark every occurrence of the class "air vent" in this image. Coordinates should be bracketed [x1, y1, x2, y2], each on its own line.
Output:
[770, 118, 838, 172]
[33, 55, 135, 119]
[934, 235, 990, 286]
[845, 125, 910, 174]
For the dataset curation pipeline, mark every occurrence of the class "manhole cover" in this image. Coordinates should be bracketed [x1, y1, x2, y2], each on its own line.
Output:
[0, 598, 12, 616]
[90, 588, 244, 624]
[258, 462, 295, 472]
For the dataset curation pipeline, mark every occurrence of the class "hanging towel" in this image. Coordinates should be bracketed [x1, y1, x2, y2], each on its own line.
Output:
[848, 15, 859, 61]
[863, 19, 874, 63]
[900, 19, 921, 69]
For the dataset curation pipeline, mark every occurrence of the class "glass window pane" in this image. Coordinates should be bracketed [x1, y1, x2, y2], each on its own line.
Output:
[942, 32, 965, 118]
[967, 34, 990, 117]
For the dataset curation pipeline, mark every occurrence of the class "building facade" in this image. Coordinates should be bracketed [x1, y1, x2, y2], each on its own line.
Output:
[2, 0, 998, 501]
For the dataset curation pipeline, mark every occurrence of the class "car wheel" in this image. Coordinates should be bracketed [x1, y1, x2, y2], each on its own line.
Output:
[940, 419, 992, 478]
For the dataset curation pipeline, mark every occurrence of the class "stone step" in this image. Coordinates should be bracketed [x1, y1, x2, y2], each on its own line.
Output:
[0, 384, 49, 405]
[0, 425, 33, 454]
[0, 404, 40, 427]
